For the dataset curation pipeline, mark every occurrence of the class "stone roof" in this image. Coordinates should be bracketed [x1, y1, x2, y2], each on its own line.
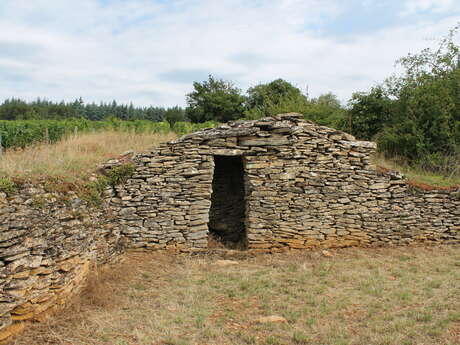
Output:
[100, 113, 377, 171]
[175, 112, 376, 150]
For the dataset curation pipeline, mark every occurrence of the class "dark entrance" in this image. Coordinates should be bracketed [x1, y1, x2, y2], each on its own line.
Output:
[208, 155, 246, 248]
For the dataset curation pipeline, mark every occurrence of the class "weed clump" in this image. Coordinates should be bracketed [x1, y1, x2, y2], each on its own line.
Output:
[104, 163, 136, 185]
[0, 176, 17, 196]
[81, 163, 135, 206]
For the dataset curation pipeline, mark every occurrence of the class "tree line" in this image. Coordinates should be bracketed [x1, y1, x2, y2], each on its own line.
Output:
[0, 98, 169, 122]
[0, 83, 343, 126]
[0, 80, 345, 130]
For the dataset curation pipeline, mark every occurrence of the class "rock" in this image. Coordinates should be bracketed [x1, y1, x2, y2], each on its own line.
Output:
[0, 321, 25, 341]
[256, 315, 287, 323]
[215, 260, 239, 267]
[0, 192, 7, 205]
[0, 303, 16, 317]
[321, 250, 333, 257]
[239, 137, 291, 146]
[350, 141, 377, 149]
[369, 183, 390, 190]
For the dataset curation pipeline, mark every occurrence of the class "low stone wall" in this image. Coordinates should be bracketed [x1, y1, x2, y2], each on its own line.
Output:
[0, 184, 123, 341]
[245, 163, 460, 250]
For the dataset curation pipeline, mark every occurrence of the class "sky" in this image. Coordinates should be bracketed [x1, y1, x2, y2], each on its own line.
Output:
[0, 0, 459, 107]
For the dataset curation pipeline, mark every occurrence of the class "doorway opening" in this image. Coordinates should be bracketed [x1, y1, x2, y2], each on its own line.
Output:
[208, 155, 246, 249]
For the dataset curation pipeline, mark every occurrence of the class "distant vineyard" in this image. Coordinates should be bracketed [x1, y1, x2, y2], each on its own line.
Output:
[0, 118, 217, 149]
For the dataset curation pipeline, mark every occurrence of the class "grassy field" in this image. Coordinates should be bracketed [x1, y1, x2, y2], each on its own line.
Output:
[0, 131, 176, 183]
[11, 246, 460, 345]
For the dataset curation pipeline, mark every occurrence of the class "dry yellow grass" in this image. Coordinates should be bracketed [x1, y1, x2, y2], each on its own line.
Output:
[371, 154, 460, 188]
[10, 246, 460, 345]
[0, 131, 176, 182]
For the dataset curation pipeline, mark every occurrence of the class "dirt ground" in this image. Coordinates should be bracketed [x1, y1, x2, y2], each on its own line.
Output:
[9, 245, 460, 345]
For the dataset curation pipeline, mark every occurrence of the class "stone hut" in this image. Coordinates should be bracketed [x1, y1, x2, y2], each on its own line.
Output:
[108, 113, 460, 251]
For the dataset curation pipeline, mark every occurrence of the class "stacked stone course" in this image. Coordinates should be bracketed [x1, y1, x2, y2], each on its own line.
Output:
[0, 185, 122, 341]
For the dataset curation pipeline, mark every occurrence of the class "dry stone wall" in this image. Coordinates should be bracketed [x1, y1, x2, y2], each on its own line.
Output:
[107, 113, 460, 251]
[0, 184, 122, 341]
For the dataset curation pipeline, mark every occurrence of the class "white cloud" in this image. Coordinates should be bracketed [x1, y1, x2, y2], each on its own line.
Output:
[401, 0, 458, 16]
[0, 0, 458, 106]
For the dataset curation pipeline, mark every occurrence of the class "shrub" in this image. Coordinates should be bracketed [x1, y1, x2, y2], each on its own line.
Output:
[345, 25, 460, 176]
[81, 164, 135, 206]
[0, 177, 17, 196]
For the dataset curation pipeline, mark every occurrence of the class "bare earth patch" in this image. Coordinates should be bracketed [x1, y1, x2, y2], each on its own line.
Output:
[10, 246, 460, 345]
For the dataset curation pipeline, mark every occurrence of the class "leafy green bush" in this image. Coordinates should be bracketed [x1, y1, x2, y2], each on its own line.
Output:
[245, 79, 308, 118]
[244, 94, 310, 120]
[105, 164, 136, 185]
[81, 164, 135, 206]
[345, 25, 460, 175]
[243, 79, 346, 129]
[186, 75, 246, 123]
